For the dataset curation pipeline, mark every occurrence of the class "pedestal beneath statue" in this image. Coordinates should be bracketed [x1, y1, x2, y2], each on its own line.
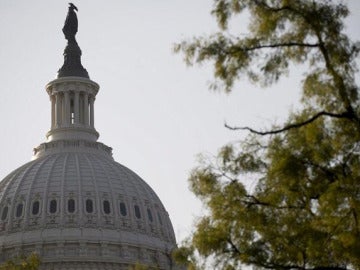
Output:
[58, 42, 89, 78]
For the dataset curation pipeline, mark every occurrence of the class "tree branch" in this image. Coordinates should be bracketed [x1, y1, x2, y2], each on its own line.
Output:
[317, 42, 360, 128]
[226, 238, 241, 255]
[243, 195, 306, 211]
[231, 42, 320, 53]
[225, 111, 352, 135]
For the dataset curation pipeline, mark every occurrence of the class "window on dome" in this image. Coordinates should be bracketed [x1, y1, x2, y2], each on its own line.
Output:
[86, 199, 94, 213]
[119, 202, 127, 216]
[103, 200, 111, 215]
[68, 199, 75, 213]
[32, 201, 40, 215]
[134, 205, 141, 219]
[49, 199, 57, 214]
[157, 212, 163, 225]
[147, 208, 153, 222]
[16, 203, 23, 218]
[71, 112, 75, 124]
[1, 206, 8, 221]
[70, 99, 75, 124]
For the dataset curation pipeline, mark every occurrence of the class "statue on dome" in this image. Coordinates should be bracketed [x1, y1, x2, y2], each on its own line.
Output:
[62, 3, 78, 43]
[58, 3, 89, 79]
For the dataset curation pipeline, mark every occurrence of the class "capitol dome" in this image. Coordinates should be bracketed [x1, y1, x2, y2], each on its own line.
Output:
[0, 4, 177, 270]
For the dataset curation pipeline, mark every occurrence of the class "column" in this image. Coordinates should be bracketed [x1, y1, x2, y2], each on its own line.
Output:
[84, 93, 89, 126]
[90, 96, 95, 128]
[64, 91, 70, 126]
[51, 95, 55, 128]
[79, 94, 84, 124]
[56, 94, 62, 127]
[74, 91, 80, 125]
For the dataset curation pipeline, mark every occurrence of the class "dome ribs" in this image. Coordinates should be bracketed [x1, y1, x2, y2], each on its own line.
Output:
[82, 153, 102, 225]
[90, 154, 117, 228]
[59, 153, 70, 226]
[0, 166, 25, 208]
[40, 154, 63, 228]
[8, 160, 40, 230]
[74, 153, 84, 223]
[24, 156, 51, 228]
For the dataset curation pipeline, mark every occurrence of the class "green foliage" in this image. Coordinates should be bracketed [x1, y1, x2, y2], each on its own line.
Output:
[0, 254, 40, 270]
[174, 0, 358, 93]
[172, 245, 200, 270]
[174, 0, 360, 269]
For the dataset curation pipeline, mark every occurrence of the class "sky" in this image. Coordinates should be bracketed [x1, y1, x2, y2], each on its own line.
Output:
[0, 0, 359, 243]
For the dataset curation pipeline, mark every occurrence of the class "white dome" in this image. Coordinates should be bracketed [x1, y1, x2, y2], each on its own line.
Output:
[0, 141, 177, 269]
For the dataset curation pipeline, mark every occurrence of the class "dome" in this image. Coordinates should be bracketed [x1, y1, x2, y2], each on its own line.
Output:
[0, 142, 176, 269]
[0, 4, 179, 269]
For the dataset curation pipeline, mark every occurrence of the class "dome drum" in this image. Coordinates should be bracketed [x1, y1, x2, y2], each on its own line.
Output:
[0, 241, 173, 269]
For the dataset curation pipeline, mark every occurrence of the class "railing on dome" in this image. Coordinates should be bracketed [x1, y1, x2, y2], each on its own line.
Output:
[33, 140, 113, 159]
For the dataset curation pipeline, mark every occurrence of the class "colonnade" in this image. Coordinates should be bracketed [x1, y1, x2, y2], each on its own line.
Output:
[50, 91, 95, 129]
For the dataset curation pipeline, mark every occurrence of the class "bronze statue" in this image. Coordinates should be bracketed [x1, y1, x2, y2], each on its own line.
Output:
[58, 3, 89, 79]
[62, 3, 78, 43]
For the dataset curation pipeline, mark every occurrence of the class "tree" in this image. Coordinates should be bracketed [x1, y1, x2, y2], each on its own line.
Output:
[0, 254, 40, 270]
[173, 0, 360, 269]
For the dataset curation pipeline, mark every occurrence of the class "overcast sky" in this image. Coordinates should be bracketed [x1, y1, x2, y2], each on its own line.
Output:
[0, 0, 359, 242]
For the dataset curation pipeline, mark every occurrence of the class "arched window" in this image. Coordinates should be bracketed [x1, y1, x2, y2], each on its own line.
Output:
[32, 201, 40, 215]
[147, 208, 153, 222]
[1, 206, 8, 221]
[134, 205, 141, 219]
[86, 199, 93, 213]
[68, 199, 75, 213]
[119, 202, 127, 216]
[49, 199, 57, 214]
[103, 200, 111, 215]
[16, 203, 23, 218]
